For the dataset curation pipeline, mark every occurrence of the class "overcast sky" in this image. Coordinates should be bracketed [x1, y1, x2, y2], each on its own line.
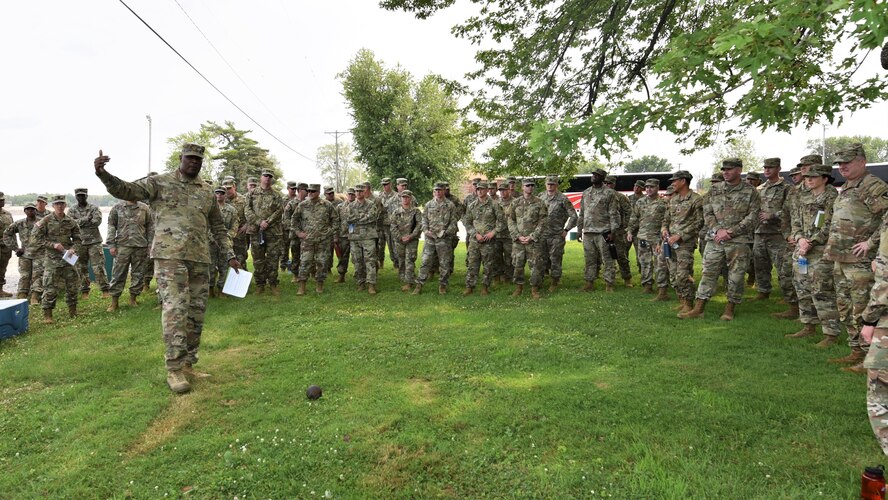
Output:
[1, 0, 885, 197]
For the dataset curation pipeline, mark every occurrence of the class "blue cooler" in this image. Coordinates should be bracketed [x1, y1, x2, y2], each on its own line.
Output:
[0, 299, 29, 340]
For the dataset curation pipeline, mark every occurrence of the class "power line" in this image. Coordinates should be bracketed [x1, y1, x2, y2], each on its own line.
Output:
[170, 0, 305, 144]
[117, 0, 314, 163]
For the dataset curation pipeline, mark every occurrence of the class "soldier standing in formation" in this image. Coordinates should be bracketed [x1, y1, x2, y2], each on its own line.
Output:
[577, 169, 620, 292]
[223, 178, 250, 269]
[464, 182, 506, 296]
[292, 184, 338, 295]
[345, 184, 380, 294]
[282, 181, 308, 280]
[538, 176, 577, 293]
[33, 195, 81, 324]
[509, 179, 547, 298]
[494, 183, 515, 284]
[3, 202, 38, 299]
[68, 188, 110, 298]
[208, 187, 237, 298]
[335, 188, 355, 282]
[414, 182, 458, 295]
[105, 197, 153, 311]
[628, 179, 645, 275]
[390, 190, 422, 291]
[0, 192, 12, 297]
[605, 176, 634, 287]
[628, 178, 667, 295]
[661, 171, 703, 312]
[378, 178, 400, 270]
[245, 170, 284, 296]
[324, 186, 341, 275]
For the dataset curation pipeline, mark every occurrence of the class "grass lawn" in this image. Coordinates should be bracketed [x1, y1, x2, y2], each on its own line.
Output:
[0, 241, 881, 498]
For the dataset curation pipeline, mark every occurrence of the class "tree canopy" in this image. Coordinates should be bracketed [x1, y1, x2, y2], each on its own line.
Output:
[711, 136, 761, 174]
[339, 49, 472, 201]
[316, 143, 367, 193]
[804, 135, 888, 165]
[382, 0, 888, 180]
[624, 155, 672, 173]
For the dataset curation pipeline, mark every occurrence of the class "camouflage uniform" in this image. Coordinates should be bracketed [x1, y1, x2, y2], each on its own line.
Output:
[465, 191, 506, 289]
[494, 194, 515, 281]
[662, 184, 704, 301]
[379, 183, 400, 269]
[416, 191, 459, 287]
[106, 201, 153, 298]
[245, 184, 284, 287]
[791, 176, 840, 337]
[30, 201, 49, 297]
[862, 210, 888, 456]
[292, 195, 338, 284]
[209, 202, 237, 291]
[67, 198, 109, 293]
[754, 162, 796, 303]
[609, 181, 633, 282]
[344, 194, 379, 287]
[226, 189, 249, 268]
[282, 187, 306, 275]
[695, 172, 761, 304]
[628, 182, 645, 273]
[33, 209, 81, 311]
[445, 191, 465, 276]
[97, 153, 235, 373]
[336, 194, 353, 277]
[576, 179, 620, 286]
[3, 209, 38, 296]
[508, 190, 548, 288]
[824, 169, 888, 352]
[0, 200, 15, 296]
[538, 183, 577, 283]
[629, 189, 668, 288]
[390, 195, 422, 286]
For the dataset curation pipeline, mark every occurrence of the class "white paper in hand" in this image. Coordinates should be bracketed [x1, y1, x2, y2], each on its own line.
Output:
[63, 250, 78, 266]
[222, 268, 252, 298]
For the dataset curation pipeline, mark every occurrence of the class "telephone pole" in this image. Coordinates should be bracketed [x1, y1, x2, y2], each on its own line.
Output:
[325, 130, 350, 192]
[146, 114, 153, 174]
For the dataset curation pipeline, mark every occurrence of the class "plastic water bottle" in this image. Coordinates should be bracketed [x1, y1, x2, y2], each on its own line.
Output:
[798, 256, 808, 275]
[861, 465, 886, 500]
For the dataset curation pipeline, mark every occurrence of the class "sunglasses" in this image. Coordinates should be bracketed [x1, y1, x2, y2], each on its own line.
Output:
[307, 189, 318, 193]
[261, 174, 273, 178]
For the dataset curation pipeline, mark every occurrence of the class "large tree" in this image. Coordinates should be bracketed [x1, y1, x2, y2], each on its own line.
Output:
[624, 155, 672, 173]
[339, 49, 473, 201]
[316, 143, 367, 192]
[804, 135, 888, 165]
[711, 136, 761, 174]
[382, 0, 888, 179]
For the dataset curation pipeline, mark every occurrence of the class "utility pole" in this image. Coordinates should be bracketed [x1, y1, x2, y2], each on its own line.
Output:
[146, 114, 152, 174]
[325, 130, 350, 192]
[821, 124, 827, 162]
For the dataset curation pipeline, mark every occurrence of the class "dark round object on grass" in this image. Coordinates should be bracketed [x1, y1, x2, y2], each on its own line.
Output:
[306, 385, 323, 400]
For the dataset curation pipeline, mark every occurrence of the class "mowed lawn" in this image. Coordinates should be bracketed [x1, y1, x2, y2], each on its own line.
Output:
[0, 241, 881, 498]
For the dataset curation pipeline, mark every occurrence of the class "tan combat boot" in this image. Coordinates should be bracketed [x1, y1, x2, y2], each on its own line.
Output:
[106, 296, 119, 313]
[336, 273, 346, 283]
[642, 284, 653, 294]
[102, 291, 110, 299]
[269, 285, 280, 296]
[130, 294, 138, 306]
[548, 278, 559, 293]
[255, 285, 265, 295]
[720, 302, 736, 321]
[42, 309, 54, 324]
[531, 286, 541, 299]
[316, 282, 324, 294]
[16, 292, 28, 299]
[183, 363, 211, 380]
[368, 284, 378, 295]
[512, 285, 524, 297]
[31, 292, 40, 305]
[652, 287, 669, 301]
[438, 285, 447, 295]
[786, 324, 815, 338]
[166, 370, 191, 394]
[829, 348, 865, 364]
[815, 336, 838, 348]
[605, 283, 615, 293]
[357, 283, 366, 292]
[81, 291, 90, 300]
[582, 281, 594, 292]
[296, 281, 306, 296]
[291, 274, 298, 284]
[678, 299, 707, 319]
[463, 287, 474, 296]
[842, 362, 867, 374]
[401, 283, 411, 292]
[753, 291, 770, 301]
[624, 278, 633, 288]
[412, 284, 422, 295]
[771, 303, 800, 320]
[480, 285, 489, 296]
[68, 305, 77, 318]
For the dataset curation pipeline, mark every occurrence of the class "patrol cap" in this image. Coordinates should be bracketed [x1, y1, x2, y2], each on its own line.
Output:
[36, 195, 48, 203]
[24, 202, 36, 210]
[247, 177, 259, 184]
[645, 178, 660, 188]
[833, 143, 867, 164]
[634, 180, 646, 188]
[797, 154, 822, 168]
[307, 183, 321, 192]
[181, 143, 205, 158]
[803, 164, 834, 178]
[591, 168, 608, 177]
[74, 188, 88, 195]
[324, 186, 334, 194]
[260, 169, 275, 178]
[51, 194, 66, 205]
[221, 179, 236, 188]
[523, 179, 536, 187]
[396, 177, 408, 185]
[471, 177, 482, 185]
[498, 184, 509, 191]
[381, 177, 392, 185]
[604, 175, 617, 184]
[745, 172, 762, 182]
[214, 186, 226, 194]
[297, 182, 309, 190]
[433, 182, 447, 190]
[346, 187, 356, 195]
[507, 176, 518, 184]
[545, 175, 558, 184]
[477, 182, 489, 189]
[669, 170, 693, 181]
[762, 157, 781, 169]
[665, 186, 675, 195]
[788, 166, 801, 176]
[710, 172, 725, 182]
[354, 184, 366, 191]
[442, 181, 451, 189]
[287, 181, 298, 189]
[400, 189, 413, 197]
[147, 172, 159, 177]
[721, 158, 743, 169]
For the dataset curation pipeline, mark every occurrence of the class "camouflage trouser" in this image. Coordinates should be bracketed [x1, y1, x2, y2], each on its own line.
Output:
[17, 257, 33, 295]
[654, 245, 671, 290]
[667, 245, 695, 299]
[394, 239, 419, 285]
[632, 235, 641, 273]
[31, 253, 45, 294]
[109, 246, 148, 297]
[538, 234, 567, 280]
[493, 237, 513, 281]
[0, 246, 10, 288]
[696, 241, 750, 303]
[298, 239, 331, 283]
[582, 233, 614, 284]
[250, 233, 282, 286]
[287, 234, 301, 274]
[512, 240, 543, 287]
[155, 259, 208, 372]
[209, 242, 230, 291]
[75, 242, 109, 292]
[233, 235, 249, 270]
[350, 239, 378, 285]
[746, 243, 756, 282]
[417, 237, 453, 286]
[141, 257, 155, 288]
[864, 329, 888, 456]
[466, 239, 496, 288]
[41, 259, 78, 310]
[336, 238, 351, 276]
[754, 233, 797, 302]
[613, 229, 632, 281]
[637, 239, 656, 286]
[381, 226, 400, 268]
[834, 260, 874, 350]
[376, 224, 386, 266]
[793, 249, 841, 337]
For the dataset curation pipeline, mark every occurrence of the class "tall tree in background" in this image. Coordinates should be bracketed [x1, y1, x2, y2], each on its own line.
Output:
[382, 0, 888, 178]
[624, 155, 673, 173]
[711, 136, 761, 174]
[804, 135, 888, 165]
[165, 121, 282, 191]
[316, 143, 366, 192]
[340, 49, 472, 201]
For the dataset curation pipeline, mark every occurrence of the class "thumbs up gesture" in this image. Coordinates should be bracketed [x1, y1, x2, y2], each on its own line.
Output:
[94, 149, 110, 174]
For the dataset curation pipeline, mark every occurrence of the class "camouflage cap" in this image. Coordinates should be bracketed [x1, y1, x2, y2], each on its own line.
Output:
[307, 183, 320, 191]
[797, 154, 822, 167]
[221, 179, 235, 188]
[260, 169, 275, 178]
[669, 170, 693, 181]
[592, 168, 608, 177]
[214, 186, 226, 194]
[346, 187, 356, 195]
[545, 175, 558, 184]
[604, 175, 617, 184]
[433, 182, 447, 190]
[363, 181, 372, 189]
[498, 184, 509, 190]
[396, 177, 408, 185]
[147, 172, 159, 177]
[324, 186, 335, 194]
[354, 184, 366, 191]
[0, 192, 4, 200]
[803, 164, 834, 178]
[50, 194, 66, 204]
[471, 177, 482, 184]
[762, 157, 781, 169]
[442, 181, 451, 188]
[477, 182, 489, 189]
[297, 182, 309, 190]
[24, 202, 36, 210]
[399, 189, 413, 197]
[381, 177, 392, 184]
[507, 176, 518, 184]
[634, 180, 646, 188]
[523, 178, 536, 186]
[721, 158, 743, 169]
[711, 172, 725, 182]
[74, 188, 88, 195]
[833, 143, 867, 164]
[665, 186, 675, 195]
[745, 172, 762, 182]
[181, 143, 205, 158]
[488, 180, 499, 188]
[222, 175, 235, 181]
[36, 195, 48, 203]
[286, 181, 298, 189]
[645, 178, 660, 188]
[247, 177, 259, 184]
[788, 167, 801, 176]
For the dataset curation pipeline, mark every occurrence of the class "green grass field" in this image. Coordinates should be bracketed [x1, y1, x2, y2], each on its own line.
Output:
[0, 242, 881, 498]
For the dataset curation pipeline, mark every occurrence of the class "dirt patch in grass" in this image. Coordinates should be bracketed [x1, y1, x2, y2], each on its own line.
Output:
[363, 444, 438, 492]
[126, 393, 200, 456]
[405, 377, 435, 405]
[0, 381, 47, 407]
